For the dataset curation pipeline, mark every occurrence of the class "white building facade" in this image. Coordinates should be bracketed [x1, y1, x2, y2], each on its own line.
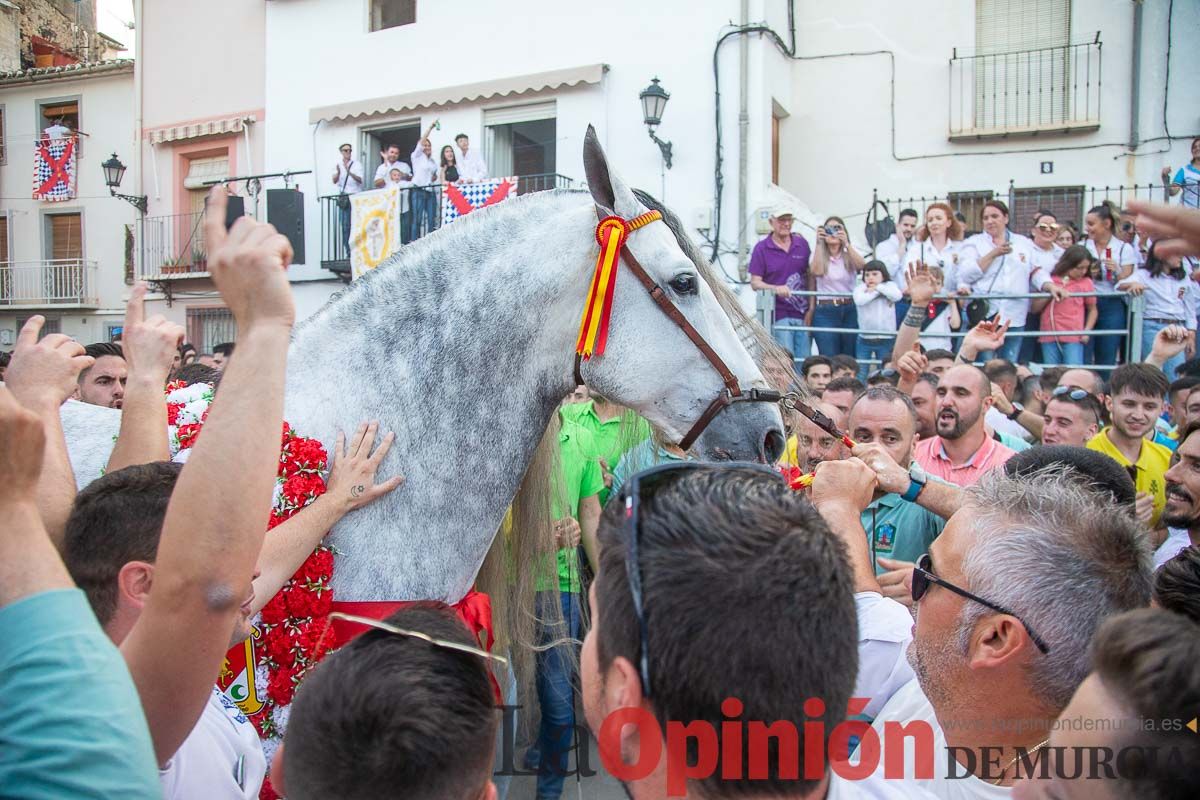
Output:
[0, 60, 136, 347]
[260, 0, 1197, 317]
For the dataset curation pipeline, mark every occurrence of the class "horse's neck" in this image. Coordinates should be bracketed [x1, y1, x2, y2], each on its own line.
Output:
[282, 192, 595, 602]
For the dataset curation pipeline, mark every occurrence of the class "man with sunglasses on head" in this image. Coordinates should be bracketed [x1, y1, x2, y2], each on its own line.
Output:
[810, 456, 1152, 798]
[580, 462, 931, 799]
[1040, 386, 1102, 448]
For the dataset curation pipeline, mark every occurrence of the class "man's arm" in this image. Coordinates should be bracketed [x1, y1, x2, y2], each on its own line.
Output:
[893, 264, 936, 358]
[989, 383, 1043, 440]
[810, 458, 882, 594]
[3, 317, 94, 550]
[1144, 324, 1189, 370]
[251, 422, 404, 614]
[578, 493, 601, 574]
[850, 441, 963, 521]
[120, 188, 296, 765]
[106, 284, 185, 473]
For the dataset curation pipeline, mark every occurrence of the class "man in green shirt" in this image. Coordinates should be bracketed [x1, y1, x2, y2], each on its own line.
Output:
[846, 386, 965, 603]
[559, 392, 651, 505]
[528, 415, 604, 798]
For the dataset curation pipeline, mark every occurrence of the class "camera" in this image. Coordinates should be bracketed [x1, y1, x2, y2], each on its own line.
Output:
[823, 226, 838, 236]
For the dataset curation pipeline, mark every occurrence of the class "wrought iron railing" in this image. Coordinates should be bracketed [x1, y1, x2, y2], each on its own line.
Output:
[0, 259, 99, 306]
[320, 172, 575, 277]
[136, 211, 208, 279]
[949, 35, 1102, 138]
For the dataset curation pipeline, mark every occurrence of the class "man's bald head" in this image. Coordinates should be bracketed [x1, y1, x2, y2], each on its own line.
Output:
[1059, 368, 1105, 398]
[944, 364, 991, 396]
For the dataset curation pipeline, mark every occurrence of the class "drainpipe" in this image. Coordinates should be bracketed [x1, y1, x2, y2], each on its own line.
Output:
[133, 0, 144, 278]
[737, 0, 749, 281]
[1128, 0, 1143, 149]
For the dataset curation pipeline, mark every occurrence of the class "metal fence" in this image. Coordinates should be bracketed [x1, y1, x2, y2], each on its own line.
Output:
[136, 211, 207, 279]
[0, 259, 99, 307]
[949, 35, 1102, 138]
[870, 182, 1173, 244]
[758, 288, 1147, 372]
[319, 172, 575, 276]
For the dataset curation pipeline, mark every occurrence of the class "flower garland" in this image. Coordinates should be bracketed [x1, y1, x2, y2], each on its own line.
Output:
[165, 382, 335, 800]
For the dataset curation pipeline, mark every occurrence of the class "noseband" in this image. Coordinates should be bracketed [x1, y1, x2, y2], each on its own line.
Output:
[573, 206, 780, 452]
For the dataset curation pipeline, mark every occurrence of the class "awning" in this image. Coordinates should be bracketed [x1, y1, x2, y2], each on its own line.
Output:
[147, 114, 254, 145]
[309, 63, 607, 124]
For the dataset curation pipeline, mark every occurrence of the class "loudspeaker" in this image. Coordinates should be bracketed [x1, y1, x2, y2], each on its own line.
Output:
[267, 188, 306, 264]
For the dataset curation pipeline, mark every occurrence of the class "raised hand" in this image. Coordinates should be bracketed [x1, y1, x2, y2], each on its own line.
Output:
[324, 421, 406, 514]
[810, 457, 878, 515]
[905, 263, 936, 307]
[203, 187, 295, 331]
[4, 316, 94, 410]
[120, 283, 185, 385]
[850, 442, 910, 496]
[960, 318, 1010, 361]
[553, 517, 582, 549]
[1128, 200, 1200, 260]
[989, 382, 1014, 415]
[1149, 324, 1189, 367]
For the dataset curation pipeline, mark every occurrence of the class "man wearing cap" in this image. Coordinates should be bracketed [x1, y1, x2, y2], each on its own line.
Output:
[749, 205, 813, 360]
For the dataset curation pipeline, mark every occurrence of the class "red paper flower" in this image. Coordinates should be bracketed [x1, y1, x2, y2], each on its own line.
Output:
[285, 438, 328, 471]
[176, 423, 203, 450]
[298, 549, 334, 582]
[166, 402, 184, 427]
[267, 665, 297, 705]
[281, 473, 326, 506]
[260, 594, 289, 626]
[165, 380, 188, 393]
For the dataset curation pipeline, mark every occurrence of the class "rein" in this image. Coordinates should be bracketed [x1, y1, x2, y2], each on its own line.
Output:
[574, 206, 780, 452]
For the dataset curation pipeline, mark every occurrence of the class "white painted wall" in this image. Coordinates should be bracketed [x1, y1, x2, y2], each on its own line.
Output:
[0, 68, 136, 345]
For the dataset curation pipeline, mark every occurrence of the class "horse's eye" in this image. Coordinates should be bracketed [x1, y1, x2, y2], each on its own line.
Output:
[669, 273, 698, 296]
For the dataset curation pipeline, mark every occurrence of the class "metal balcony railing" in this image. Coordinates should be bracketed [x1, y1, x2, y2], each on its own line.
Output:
[136, 211, 208, 279]
[320, 172, 575, 277]
[0, 259, 99, 307]
[949, 35, 1102, 139]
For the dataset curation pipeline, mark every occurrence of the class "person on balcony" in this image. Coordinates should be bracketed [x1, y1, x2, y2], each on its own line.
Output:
[438, 145, 460, 185]
[960, 200, 1067, 362]
[409, 121, 439, 241]
[454, 133, 488, 184]
[331, 143, 363, 256]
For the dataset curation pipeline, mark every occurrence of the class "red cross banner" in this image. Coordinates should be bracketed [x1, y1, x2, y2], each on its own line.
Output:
[441, 176, 519, 224]
[33, 135, 77, 202]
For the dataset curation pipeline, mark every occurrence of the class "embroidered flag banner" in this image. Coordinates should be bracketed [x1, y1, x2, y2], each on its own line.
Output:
[349, 186, 402, 280]
[33, 135, 77, 202]
[441, 176, 519, 224]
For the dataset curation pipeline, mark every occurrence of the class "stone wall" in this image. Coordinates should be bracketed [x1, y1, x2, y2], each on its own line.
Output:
[17, 0, 97, 68]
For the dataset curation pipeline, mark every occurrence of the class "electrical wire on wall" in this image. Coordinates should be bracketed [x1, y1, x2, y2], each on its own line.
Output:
[708, 1, 1198, 274]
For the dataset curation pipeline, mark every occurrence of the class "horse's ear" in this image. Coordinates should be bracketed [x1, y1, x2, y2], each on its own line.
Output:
[583, 125, 637, 217]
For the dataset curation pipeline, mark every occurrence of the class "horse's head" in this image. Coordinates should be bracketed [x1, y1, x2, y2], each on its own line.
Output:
[576, 127, 785, 463]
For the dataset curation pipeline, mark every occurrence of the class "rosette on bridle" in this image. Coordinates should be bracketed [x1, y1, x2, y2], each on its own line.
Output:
[574, 210, 663, 359]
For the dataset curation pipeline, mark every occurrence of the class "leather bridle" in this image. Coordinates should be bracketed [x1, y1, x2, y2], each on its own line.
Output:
[574, 206, 782, 452]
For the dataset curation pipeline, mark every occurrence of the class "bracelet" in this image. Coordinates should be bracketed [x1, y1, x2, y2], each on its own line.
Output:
[903, 307, 926, 327]
[955, 350, 972, 363]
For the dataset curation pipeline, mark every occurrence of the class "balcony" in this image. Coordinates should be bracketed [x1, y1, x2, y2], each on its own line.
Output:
[320, 172, 575, 277]
[949, 36, 1102, 140]
[0, 259, 99, 308]
[136, 211, 209, 280]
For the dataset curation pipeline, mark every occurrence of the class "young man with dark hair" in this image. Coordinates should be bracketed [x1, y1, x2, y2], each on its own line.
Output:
[923, 349, 955, 376]
[1013, 608, 1200, 799]
[800, 354, 833, 395]
[581, 464, 920, 798]
[1087, 363, 1173, 528]
[1152, 546, 1200, 622]
[276, 605, 500, 800]
[829, 353, 858, 380]
[910, 372, 940, 440]
[74, 341, 127, 408]
[1041, 387, 1103, 448]
[1166, 374, 1200, 429]
[821, 375, 865, 424]
[212, 341, 234, 371]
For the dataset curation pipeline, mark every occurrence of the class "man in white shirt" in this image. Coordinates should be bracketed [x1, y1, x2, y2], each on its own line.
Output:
[59, 190, 298, 799]
[409, 121, 439, 240]
[331, 143, 363, 253]
[579, 465, 934, 799]
[455, 133, 488, 183]
[876, 209, 920, 326]
[809, 456, 1152, 798]
[373, 143, 403, 188]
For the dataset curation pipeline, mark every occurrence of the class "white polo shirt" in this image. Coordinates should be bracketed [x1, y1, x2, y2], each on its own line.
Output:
[457, 147, 488, 182]
[958, 232, 1048, 327]
[159, 687, 265, 799]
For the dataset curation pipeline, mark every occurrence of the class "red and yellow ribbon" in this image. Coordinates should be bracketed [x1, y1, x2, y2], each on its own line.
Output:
[575, 210, 663, 359]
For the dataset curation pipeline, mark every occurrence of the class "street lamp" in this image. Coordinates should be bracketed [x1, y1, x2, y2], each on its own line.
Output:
[102, 153, 148, 213]
[639, 77, 673, 169]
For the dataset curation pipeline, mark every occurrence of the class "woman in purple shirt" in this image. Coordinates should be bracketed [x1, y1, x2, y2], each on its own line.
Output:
[749, 207, 813, 361]
[809, 215, 865, 357]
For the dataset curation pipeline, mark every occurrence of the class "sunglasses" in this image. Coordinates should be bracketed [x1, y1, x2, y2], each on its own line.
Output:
[911, 554, 1050, 654]
[623, 461, 785, 696]
[1051, 385, 1091, 401]
[868, 368, 899, 381]
[1035, 223, 1060, 232]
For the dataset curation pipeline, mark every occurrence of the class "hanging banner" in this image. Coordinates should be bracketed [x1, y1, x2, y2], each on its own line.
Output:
[33, 135, 77, 202]
[349, 186, 402, 280]
[441, 177, 519, 224]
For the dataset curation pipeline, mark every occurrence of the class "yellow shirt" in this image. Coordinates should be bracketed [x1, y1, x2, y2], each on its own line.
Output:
[1086, 428, 1172, 526]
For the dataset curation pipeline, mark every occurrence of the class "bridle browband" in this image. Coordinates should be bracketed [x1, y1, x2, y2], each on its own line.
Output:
[573, 205, 781, 452]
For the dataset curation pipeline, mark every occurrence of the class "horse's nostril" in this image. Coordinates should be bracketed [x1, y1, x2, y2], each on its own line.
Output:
[763, 428, 786, 464]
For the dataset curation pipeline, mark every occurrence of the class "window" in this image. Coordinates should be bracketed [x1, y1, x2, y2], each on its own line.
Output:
[17, 317, 60, 337]
[186, 306, 237, 354]
[1011, 185, 1085, 231]
[37, 97, 81, 147]
[947, 190, 995, 235]
[369, 0, 415, 31]
[484, 102, 556, 192]
[43, 211, 84, 303]
[46, 212, 83, 261]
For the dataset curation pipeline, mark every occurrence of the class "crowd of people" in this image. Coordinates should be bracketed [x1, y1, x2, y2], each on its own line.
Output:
[2, 187, 1200, 800]
[751, 140, 1200, 375]
[332, 117, 490, 248]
